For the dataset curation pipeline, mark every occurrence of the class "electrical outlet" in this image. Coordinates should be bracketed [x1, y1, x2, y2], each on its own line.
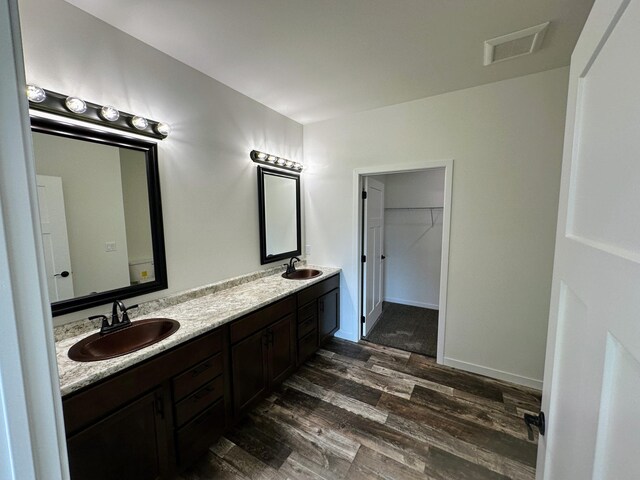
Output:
[306, 244, 312, 255]
[105, 241, 117, 252]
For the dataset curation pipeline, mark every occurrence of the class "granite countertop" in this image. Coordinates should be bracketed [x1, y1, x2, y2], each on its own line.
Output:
[55, 265, 340, 397]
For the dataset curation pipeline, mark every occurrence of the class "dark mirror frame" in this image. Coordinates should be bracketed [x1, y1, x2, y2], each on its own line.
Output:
[257, 166, 301, 265]
[31, 116, 168, 316]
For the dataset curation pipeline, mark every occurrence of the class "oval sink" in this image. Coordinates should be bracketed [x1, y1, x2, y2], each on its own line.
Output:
[68, 318, 180, 362]
[282, 268, 323, 280]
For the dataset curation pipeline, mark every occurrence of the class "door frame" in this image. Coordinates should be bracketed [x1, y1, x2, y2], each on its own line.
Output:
[353, 159, 453, 364]
[537, 0, 635, 476]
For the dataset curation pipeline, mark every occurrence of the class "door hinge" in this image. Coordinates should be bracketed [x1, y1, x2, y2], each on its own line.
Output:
[362, 190, 367, 200]
[361, 315, 365, 325]
[361, 255, 366, 263]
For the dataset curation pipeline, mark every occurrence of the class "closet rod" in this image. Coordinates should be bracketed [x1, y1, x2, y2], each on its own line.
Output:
[384, 207, 443, 210]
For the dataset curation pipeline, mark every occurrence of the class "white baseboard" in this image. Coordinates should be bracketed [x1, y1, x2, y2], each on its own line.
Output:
[384, 297, 439, 310]
[443, 356, 543, 390]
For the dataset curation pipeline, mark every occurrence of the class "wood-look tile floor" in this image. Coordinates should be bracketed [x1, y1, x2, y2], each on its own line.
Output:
[177, 338, 541, 480]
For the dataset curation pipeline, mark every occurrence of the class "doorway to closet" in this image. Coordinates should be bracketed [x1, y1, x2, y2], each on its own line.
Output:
[358, 162, 451, 362]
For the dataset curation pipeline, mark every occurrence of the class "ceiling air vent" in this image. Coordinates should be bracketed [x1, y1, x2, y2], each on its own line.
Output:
[484, 22, 550, 66]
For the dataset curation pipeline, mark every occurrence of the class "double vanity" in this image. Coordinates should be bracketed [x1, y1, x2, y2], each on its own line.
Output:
[56, 266, 340, 479]
[28, 87, 328, 479]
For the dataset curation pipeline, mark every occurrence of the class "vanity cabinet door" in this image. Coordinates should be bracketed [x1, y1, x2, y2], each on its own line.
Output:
[318, 288, 340, 345]
[268, 313, 296, 385]
[66, 388, 168, 480]
[231, 328, 269, 417]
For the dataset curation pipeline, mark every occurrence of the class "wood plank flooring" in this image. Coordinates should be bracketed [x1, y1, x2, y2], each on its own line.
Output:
[177, 338, 541, 480]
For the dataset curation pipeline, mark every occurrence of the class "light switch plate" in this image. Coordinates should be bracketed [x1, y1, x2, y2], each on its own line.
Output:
[105, 241, 117, 252]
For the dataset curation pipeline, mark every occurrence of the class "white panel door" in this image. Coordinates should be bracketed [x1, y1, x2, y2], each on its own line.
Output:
[362, 176, 384, 336]
[36, 175, 74, 301]
[538, 1, 640, 478]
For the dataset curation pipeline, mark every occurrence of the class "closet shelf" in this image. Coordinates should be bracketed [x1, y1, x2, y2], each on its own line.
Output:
[384, 206, 443, 227]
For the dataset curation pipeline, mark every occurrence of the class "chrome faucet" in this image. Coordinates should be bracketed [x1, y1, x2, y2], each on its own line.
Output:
[284, 256, 300, 275]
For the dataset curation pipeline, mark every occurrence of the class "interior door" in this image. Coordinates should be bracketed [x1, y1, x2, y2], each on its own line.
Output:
[362, 176, 385, 336]
[36, 175, 74, 301]
[538, 1, 640, 478]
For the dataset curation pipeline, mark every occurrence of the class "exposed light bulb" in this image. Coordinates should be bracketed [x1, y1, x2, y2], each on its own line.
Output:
[99, 105, 119, 122]
[131, 116, 148, 130]
[256, 151, 267, 160]
[267, 155, 277, 163]
[276, 158, 286, 166]
[285, 160, 294, 168]
[155, 122, 171, 136]
[26, 84, 46, 103]
[65, 96, 87, 114]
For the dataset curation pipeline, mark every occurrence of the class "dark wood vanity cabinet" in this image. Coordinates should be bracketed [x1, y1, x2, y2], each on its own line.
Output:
[66, 388, 168, 480]
[296, 274, 340, 364]
[62, 326, 228, 479]
[62, 273, 339, 479]
[230, 297, 296, 418]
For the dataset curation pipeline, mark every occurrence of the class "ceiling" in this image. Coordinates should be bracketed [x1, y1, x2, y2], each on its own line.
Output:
[65, 0, 594, 125]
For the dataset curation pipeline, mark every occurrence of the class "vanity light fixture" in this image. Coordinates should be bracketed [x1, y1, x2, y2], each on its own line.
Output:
[65, 96, 87, 114]
[250, 150, 303, 173]
[26, 85, 170, 140]
[26, 84, 46, 103]
[155, 122, 171, 137]
[131, 115, 149, 130]
[99, 105, 120, 122]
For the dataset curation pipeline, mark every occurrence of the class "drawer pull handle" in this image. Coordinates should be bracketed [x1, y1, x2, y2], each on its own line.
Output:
[191, 362, 211, 376]
[193, 385, 215, 401]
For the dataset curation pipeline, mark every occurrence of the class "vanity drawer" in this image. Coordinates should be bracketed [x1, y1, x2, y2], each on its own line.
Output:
[176, 399, 225, 467]
[172, 353, 223, 402]
[298, 313, 317, 339]
[298, 302, 316, 324]
[297, 274, 340, 307]
[174, 375, 224, 427]
[230, 296, 295, 344]
[298, 330, 318, 364]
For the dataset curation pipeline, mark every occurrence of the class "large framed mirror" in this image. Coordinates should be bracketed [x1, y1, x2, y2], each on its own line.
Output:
[31, 116, 168, 316]
[257, 166, 301, 264]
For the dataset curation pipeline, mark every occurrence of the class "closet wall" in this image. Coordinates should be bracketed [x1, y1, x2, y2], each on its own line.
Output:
[383, 168, 445, 309]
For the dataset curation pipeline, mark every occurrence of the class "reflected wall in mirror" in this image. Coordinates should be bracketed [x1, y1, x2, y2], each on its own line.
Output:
[257, 166, 301, 264]
[31, 117, 168, 316]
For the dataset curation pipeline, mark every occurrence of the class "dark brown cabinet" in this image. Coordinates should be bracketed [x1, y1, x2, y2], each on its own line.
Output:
[230, 297, 296, 418]
[269, 313, 296, 384]
[296, 274, 340, 364]
[62, 274, 339, 479]
[231, 328, 269, 416]
[63, 326, 227, 479]
[318, 288, 339, 344]
[66, 388, 167, 480]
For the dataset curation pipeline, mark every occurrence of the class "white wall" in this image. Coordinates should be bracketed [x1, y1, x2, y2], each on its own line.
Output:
[382, 169, 444, 309]
[19, 0, 303, 325]
[33, 133, 131, 296]
[304, 67, 569, 387]
[120, 149, 153, 264]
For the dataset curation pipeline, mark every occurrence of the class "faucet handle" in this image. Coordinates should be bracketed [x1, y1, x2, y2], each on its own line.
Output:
[89, 314, 110, 331]
[121, 304, 138, 325]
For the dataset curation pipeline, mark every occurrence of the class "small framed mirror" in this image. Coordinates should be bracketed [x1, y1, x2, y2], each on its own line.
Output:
[31, 116, 168, 316]
[257, 166, 301, 264]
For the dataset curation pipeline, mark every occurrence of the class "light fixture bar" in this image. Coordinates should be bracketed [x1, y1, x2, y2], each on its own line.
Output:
[26, 86, 169, 140]
[250, 150, 303, 173]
